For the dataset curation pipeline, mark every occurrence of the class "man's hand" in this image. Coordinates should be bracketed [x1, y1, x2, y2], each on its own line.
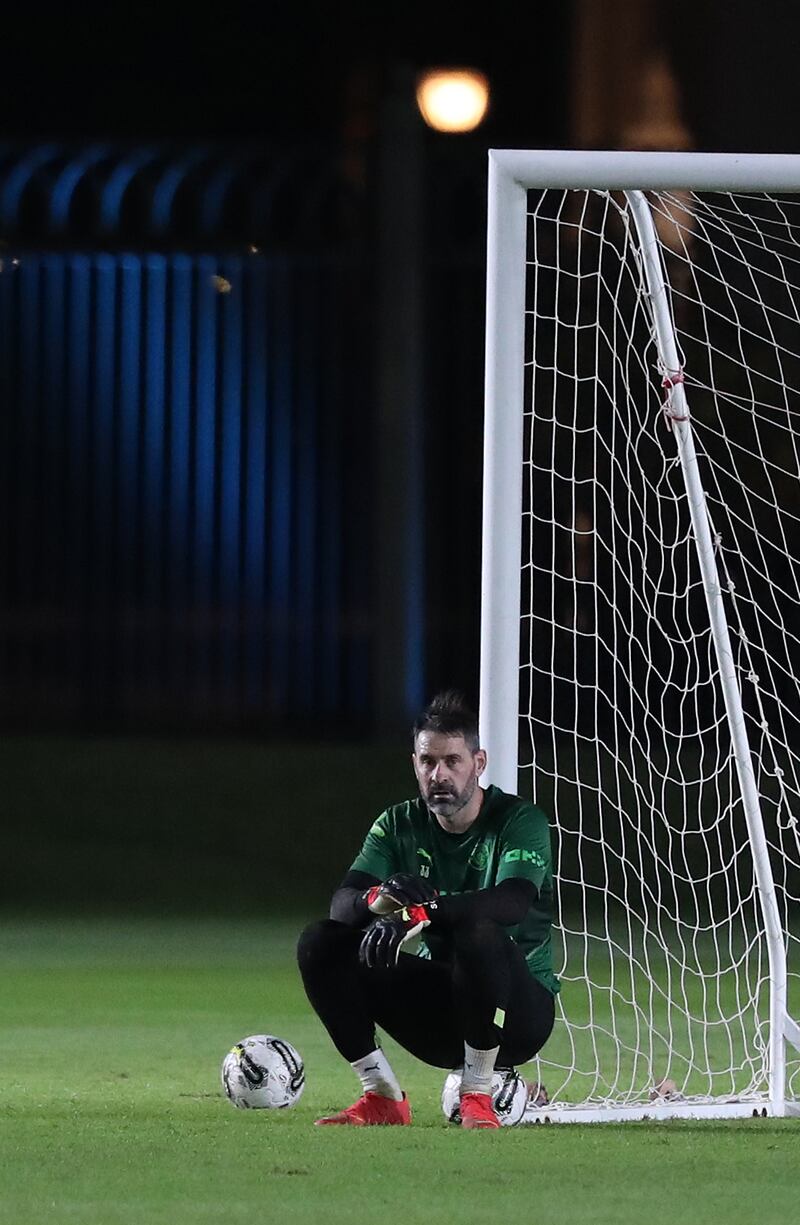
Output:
[364, 873, 438, 915]
[358, 906, 431, 969]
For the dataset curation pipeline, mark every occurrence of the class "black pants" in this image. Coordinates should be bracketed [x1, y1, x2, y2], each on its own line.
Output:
[296, 916, 555, 1070]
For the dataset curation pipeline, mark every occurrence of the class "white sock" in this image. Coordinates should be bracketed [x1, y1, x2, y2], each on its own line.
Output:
[461, 1044, 499, 1096]
[351, 1048, 404, 1101]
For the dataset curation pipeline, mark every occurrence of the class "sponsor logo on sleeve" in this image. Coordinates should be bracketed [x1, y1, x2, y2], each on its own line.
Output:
[502, 848, 546, 868]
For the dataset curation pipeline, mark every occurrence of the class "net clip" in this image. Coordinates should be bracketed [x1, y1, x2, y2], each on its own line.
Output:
[661, 368, 688, 426]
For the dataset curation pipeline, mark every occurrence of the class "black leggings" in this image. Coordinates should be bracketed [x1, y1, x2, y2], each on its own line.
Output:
[296, 916, 555, 1069]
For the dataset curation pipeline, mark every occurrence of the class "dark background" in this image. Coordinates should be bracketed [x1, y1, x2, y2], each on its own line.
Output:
[2, 1, 800, 914]
[4, 3, 800, 150]
[2, 6, 570, 146]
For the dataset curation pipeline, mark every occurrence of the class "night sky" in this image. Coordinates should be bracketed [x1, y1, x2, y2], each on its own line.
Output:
[5, 5, 800, 154]
[1, 5, 573, 149]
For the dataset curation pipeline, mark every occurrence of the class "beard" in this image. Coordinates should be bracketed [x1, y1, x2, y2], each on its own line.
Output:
[424, 773, 478, 819]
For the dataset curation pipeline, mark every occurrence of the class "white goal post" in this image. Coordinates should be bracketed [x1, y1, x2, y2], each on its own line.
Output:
[479, 150, 800, 1123]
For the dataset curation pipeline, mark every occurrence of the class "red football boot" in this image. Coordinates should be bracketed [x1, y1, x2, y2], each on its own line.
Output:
[315, 1091, 412, 1126]
[459, 1091, 500, 1129]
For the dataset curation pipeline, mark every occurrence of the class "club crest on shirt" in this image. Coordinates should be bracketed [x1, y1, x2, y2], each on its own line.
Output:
[468, 843, 489, 870]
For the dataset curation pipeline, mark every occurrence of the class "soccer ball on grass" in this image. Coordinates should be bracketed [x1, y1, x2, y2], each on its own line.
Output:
[221, 1034, 305, 1109]
[441, 1066, 529, 1126]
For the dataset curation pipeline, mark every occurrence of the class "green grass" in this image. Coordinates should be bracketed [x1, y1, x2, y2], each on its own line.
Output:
[1, 917, 798, 1225]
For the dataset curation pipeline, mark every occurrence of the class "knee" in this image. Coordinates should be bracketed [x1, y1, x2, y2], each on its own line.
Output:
[296, 918, 352, 974]
[452, 915, 506, 957]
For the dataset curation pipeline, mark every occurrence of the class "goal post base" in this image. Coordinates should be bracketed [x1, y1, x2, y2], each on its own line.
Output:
[522, 1099, 799, 1125]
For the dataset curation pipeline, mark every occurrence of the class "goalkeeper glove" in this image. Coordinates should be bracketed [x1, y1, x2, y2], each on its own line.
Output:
[358, 903, 435, 969]
[363, 872, 438, 915]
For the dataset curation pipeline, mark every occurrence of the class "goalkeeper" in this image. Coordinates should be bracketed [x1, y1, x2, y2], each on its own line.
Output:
[296, 689, 559, 1130]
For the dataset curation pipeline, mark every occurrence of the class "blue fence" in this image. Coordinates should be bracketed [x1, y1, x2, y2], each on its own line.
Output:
[0, 245, 373, 728]
[0, 139, 490, 731]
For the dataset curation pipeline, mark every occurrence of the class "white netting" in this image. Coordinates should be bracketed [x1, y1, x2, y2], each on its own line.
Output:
[519, 186, 800, 1114]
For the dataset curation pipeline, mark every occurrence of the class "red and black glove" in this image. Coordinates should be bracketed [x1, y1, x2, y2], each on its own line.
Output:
[363, 872, 438, 915]
[358, 902, 437, 969]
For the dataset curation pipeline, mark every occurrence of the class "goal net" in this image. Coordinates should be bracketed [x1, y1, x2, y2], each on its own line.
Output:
[479, 152, 800, 1122]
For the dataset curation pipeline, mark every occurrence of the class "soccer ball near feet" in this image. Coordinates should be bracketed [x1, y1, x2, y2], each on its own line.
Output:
[221, 1034, 305, 1109]
[441, 1066, 529, 1126]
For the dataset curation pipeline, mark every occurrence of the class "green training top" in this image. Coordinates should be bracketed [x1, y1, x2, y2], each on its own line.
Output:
[349, 783, 560, 996]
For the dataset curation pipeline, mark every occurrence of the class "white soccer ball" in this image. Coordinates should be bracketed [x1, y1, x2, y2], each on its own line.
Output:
[441, 1066, 529, 1126]
[221, 1034, 305, 1109]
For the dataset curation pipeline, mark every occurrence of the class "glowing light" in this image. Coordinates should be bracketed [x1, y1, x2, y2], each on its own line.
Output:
[415, 69, 490, 133]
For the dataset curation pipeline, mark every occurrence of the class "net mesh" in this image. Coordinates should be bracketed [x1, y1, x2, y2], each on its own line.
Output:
[521, 187, 800, 1111]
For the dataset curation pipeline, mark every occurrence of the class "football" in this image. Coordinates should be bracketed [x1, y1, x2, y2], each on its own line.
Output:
[221, 1034, 305, 1109]
[441, 1066, 529, 1126]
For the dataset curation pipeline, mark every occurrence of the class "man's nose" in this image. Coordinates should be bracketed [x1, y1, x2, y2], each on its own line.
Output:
[431, 762, 450, 782]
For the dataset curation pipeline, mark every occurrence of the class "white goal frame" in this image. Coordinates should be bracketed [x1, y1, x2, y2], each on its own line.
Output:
[479, 150, 800, 1124]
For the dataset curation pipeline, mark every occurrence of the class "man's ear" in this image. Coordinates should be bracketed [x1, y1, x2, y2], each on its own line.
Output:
[474, 749, 487, 777]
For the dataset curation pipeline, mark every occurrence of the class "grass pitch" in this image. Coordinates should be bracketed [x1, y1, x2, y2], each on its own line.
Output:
[0, 916, 797, 1225]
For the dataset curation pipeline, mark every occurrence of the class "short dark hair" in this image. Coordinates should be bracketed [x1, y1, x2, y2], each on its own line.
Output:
[412, 689, 480, 752]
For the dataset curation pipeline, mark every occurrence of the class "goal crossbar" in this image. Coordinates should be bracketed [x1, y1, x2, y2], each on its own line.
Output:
[487, 149, 800, 192]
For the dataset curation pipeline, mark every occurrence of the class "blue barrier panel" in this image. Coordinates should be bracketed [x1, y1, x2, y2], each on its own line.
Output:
[66, 255, 91, 696]
[243, 259, 268, 714]
[118, 256, 142, 697]
[91, 255, 117, 711]
[143, 254, 167, 687]
[218, 254, 243, 715]
[167, 254, 193, 704]
[267, 256, 293, 714]
[0, 246, 375, 729]
[294, 258, 318, 714]
[193, 254, 219, 715]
